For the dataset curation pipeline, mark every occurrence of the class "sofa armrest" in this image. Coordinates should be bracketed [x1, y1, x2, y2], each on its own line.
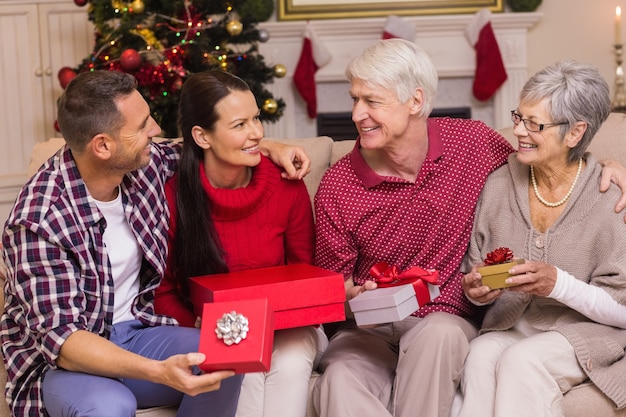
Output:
[330, 140, 355, 166]
[28, 138, 67, 177]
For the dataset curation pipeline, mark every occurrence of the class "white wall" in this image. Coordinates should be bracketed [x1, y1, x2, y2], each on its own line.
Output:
[268, 0, 626, 105]
[527, 0, 626, 102]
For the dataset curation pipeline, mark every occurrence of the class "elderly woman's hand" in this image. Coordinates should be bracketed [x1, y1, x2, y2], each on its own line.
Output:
[505, 260, 557, 297]
[462, 266, 502, 305]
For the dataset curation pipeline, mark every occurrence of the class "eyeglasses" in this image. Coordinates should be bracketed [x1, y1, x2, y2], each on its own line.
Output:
[510, 111, 568, 133]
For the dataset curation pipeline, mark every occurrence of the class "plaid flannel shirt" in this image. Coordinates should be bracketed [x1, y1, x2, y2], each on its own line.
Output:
[0, 141, 180, 416]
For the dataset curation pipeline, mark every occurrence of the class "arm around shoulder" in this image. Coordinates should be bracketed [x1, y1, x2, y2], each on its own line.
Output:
[260, 140, 311, 180]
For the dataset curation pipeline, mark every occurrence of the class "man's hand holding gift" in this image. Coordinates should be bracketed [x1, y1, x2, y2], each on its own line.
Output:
[345, 277, 378, 301]
[347, 262, 440, 327]
[368, 262, 439, 307]
[346, 262, 440, 302]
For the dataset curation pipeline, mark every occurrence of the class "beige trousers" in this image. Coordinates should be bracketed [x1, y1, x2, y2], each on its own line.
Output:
[313, 312, 478, 417]
[235, 326, 327, 417]
[454, 327, 586, 417]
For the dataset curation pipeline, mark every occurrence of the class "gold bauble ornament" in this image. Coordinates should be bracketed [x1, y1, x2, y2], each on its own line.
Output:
[262, 98, 278, 114]
[273, 64, 287, 78]
[130, 0, 145, 14]
[226, 20, 243, 36]
[111, 0, 125, 11]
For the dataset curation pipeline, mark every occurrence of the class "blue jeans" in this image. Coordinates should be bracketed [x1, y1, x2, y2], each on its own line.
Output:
[42, 320, 243, 417]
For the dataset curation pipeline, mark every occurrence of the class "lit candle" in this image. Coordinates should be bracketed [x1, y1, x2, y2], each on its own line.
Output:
[617, 6, 622, 45]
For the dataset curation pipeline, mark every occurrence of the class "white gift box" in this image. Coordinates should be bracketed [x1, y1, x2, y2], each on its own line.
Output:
[348, 284, 419, 326]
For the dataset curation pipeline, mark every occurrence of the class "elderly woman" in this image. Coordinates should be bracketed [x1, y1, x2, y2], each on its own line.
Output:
[456, 60, 626, 417]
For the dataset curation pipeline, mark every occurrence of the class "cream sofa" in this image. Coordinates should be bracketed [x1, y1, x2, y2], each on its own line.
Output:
[2, 112, 626, 417]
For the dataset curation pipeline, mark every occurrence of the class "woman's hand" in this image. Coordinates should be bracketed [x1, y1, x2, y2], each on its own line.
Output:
[462, 266, 502, 305]
[260, 140, 312, 180]
[506, 260, 557, 297]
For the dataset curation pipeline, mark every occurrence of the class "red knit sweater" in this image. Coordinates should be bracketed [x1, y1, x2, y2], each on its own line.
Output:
[155, 156, 315, 327]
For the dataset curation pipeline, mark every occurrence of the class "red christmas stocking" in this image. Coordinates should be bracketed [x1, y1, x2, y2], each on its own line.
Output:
[382, 15, 415, 40]
[293, 23, 331, 118]
[465, 9, 508, 101]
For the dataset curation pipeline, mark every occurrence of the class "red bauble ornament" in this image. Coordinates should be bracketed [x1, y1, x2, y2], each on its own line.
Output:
[54, 120, 60, 132]
[172, 77, 183, 92]
[74, 0, 88, 6]
[120, 49, 142, 72]
[58, 67, 77, 89]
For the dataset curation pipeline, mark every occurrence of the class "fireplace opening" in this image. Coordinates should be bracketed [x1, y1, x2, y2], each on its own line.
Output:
[317, 107, 472, 141]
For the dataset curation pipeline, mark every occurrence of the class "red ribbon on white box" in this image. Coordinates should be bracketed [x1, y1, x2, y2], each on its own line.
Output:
[369, 262, 439, 307]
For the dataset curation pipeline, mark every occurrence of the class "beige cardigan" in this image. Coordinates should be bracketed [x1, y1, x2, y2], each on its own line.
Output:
[463, 153, 626, 409]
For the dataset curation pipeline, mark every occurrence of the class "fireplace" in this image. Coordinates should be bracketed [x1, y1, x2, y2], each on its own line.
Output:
[258, 13, 541, 139]
[317, 107, 472, 141]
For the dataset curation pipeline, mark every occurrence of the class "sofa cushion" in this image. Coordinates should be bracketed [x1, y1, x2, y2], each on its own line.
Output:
[135, 405, 177, 416]
[28, 138, 67, 177]
[330, 140, 355, 166]
[269, 136, 333, 206]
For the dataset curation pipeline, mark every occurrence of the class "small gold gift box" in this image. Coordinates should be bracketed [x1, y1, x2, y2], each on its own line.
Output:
[477, 259, 525, 289]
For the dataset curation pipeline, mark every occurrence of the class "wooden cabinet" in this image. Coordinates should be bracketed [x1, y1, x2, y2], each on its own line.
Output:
[0, 0, 92, 221]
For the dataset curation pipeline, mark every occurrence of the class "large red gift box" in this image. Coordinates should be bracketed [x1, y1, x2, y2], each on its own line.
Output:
[189, 263, 346, 330]
[198, 298, 274, 373]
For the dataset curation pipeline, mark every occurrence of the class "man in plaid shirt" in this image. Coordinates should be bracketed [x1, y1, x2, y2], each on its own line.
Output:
[0, 70, 309, 417]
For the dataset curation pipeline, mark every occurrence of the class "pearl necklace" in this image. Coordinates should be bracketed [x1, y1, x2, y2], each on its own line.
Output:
[530, 158, 583, 208]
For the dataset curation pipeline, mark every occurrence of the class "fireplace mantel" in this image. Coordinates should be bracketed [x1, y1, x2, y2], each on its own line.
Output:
[258, 12, 542, 139]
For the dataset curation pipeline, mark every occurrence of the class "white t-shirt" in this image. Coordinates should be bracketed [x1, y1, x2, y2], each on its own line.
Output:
[93, 188, 141, 324]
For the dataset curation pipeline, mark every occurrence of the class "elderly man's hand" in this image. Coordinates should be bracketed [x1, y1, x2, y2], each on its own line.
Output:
[260, 140, 311, 180]
[599, 158, 626, 221]
[344, 277, 377, 301]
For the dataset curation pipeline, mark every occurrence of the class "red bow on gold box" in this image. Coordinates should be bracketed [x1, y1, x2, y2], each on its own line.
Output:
[477, 247, 525, 289]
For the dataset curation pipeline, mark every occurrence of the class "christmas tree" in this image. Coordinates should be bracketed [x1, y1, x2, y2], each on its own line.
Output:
[60, 0, 286, 138]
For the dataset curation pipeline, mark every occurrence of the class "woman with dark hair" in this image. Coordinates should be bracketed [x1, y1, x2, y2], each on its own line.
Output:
[155, 70, 326, 417]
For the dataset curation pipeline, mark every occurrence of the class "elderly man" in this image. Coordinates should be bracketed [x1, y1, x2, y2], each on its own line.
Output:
[312, 38, 626, 417]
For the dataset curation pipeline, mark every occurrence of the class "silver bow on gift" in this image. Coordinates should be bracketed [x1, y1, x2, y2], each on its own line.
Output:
[215, 311, 249, 346]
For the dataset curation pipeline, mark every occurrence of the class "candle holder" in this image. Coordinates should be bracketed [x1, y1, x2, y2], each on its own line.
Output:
[612, 44, 626, 113]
